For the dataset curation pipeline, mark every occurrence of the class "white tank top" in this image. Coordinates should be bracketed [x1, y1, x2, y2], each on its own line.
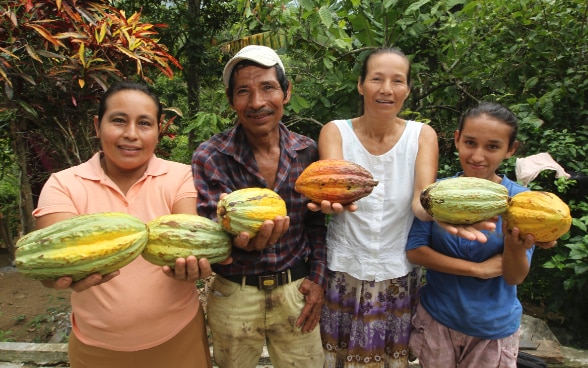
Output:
[326, 119, 422, 281]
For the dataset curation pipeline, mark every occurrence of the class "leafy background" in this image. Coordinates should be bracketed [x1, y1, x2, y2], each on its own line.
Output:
[1, 0, 587, 347]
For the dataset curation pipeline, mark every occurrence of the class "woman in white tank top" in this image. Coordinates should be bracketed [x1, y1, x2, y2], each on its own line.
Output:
[316, 47, 438, 368]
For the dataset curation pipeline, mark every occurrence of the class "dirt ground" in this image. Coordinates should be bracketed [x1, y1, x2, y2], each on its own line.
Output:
[0, 247, 575, 347]
[0, 248, 214, 344]
[0, 250, 71, 343]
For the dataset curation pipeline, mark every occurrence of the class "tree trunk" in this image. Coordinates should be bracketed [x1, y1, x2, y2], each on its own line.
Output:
[10, 118, 36, 235]
[186, 0, 202, 153]
[0, 213, 15, 263]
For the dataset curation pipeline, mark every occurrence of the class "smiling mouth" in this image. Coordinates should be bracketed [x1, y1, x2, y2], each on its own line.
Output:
[376, 99, 394, 104]
[119, 146, 141, 151]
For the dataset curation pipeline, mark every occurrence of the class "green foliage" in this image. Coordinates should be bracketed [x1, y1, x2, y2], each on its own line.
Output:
[514, 123, 588, 345]
[3, 0, 587, 345]
[0, 329, 14, 342]
[203, 0, 588, 346]
[184, 111, 233, 148]
[13, 315, 26, 324]
[0, 145, 20, 246]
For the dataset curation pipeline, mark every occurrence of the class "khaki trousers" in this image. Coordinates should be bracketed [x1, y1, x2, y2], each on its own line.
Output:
[207, 274, 325, 368]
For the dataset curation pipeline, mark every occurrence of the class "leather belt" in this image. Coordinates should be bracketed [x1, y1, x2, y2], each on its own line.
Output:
[222, 261, 308, 290]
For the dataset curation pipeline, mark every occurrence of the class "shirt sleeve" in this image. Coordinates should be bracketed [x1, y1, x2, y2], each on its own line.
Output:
[304, 209, 327, 289]
[171, 162, 198, 202]
[32, 173, 79, 218]
[406, 217, 433, 251]
[192, 142, 224, 219]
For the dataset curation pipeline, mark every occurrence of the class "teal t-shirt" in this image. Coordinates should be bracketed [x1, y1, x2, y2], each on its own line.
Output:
[406, 174, 534, 339]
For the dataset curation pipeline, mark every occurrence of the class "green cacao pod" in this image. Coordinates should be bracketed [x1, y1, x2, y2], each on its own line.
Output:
[15, 212, 148, 281]
[420, 177, 509, 225]
[505, 191, 571, 242]
[217, 188, 287, 237]
[143, 214, 232, 266]
[294, 159, 379, 204]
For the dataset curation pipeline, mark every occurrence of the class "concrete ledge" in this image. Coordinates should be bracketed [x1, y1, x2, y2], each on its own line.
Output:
[0, 343, 67, 365]
[0, 342, 272, 367]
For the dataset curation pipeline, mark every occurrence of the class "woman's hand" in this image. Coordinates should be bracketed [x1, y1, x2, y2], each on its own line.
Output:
[307, 200, 357, 214]
[435, 217, 499, 243]
[41, 271, 120, 292]
[163, 256, 226, 282]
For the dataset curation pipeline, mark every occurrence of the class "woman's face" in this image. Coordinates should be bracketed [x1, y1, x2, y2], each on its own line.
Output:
[454, 113, 517, 182]
[94, 89, 159, 175]
[357, 53, 410, 118]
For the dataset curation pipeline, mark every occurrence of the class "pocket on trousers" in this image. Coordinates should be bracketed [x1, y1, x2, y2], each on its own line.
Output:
[498, 346, 518, 368]
[409, 304, 433, 358]
[210, 275, 240, 298]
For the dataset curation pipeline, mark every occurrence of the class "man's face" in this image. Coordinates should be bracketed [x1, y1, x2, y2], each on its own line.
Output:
[228, 65, 291, 134]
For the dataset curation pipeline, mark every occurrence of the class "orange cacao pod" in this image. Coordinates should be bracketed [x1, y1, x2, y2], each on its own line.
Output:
[294, 159, 379, 204]
[505, 191, 572, 242]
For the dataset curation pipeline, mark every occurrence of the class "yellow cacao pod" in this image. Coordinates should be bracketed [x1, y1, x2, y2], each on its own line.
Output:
[294, 159, 379, 204]
[420, 177, 509, 225]
[15, 212, 148, 281]
[217, 188, 287, 237]
[143, 214, 232, 266]
[505, 191, 571, 242]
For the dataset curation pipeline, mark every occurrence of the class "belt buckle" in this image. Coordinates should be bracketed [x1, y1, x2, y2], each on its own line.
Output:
[258, 274, 278, 290]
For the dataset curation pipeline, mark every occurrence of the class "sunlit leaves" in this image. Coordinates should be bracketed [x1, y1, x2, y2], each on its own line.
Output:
[0, 0, 181, 96]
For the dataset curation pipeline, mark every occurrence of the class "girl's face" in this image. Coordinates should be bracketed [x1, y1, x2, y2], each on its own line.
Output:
[358, 53, 410, 117]
[454, 113, 517, 183]
[94, 89, 160, 175]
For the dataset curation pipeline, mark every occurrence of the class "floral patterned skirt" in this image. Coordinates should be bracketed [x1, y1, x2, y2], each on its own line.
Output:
[320, 268, 423, 368]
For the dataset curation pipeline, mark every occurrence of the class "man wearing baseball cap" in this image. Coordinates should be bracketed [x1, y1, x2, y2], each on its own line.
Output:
[192, 45, 327, 367]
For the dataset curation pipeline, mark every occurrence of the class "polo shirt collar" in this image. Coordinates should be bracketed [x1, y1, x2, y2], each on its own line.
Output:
[77, 152, 166, 181]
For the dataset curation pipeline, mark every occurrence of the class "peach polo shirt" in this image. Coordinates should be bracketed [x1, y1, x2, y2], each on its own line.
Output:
[32, 152, 199, 351]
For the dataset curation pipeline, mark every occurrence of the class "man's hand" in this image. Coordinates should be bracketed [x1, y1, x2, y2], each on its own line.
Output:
[41, 271, 120, 292]
[296, 279, 324, 333]
[233, 216, 290, 252]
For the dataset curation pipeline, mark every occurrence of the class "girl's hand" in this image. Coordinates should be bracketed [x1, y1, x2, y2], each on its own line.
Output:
[534, 240, 557, 249]
[475, 253, 503, 279]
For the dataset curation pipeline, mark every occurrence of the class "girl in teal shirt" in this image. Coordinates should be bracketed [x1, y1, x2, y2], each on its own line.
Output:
[406, 102, 557, 368]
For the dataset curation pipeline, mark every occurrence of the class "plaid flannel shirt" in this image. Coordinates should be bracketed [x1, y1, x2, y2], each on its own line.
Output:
[191, 122, 327, 289]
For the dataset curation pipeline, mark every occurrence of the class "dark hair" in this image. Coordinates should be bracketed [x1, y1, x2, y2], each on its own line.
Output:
[359, 47, 412, 88]
[97, 81, 162, 124]
[226, 60, 289, 105]
[457, 102, 519, 148]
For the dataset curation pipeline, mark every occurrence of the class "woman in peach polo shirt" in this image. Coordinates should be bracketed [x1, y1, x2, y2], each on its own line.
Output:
[33, 81, 216, 368]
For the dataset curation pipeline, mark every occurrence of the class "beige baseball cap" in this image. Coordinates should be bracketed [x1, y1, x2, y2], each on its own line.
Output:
[222, 45, 285, 88]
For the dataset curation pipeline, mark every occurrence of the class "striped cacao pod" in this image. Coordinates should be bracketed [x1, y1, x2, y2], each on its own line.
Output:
[217, 188, 287, 237]
[294, 159, 379, 204]
[143, 214, 232, 266]
[15, 212, 148, 281]
[505, 191, 571, 242]
[420, 177, 509, 225]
